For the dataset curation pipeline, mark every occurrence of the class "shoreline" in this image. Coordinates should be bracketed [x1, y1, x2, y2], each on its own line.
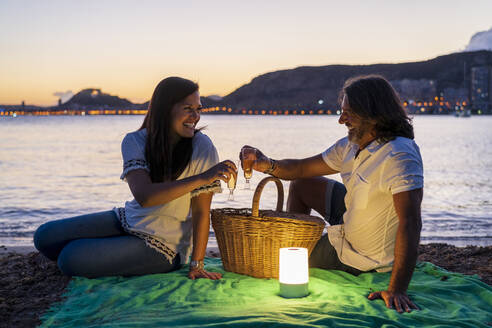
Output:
[0, 245, 222, 258]
[1, 243, 490, 328]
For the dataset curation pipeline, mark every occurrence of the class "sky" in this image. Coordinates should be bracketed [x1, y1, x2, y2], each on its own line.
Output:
[1, 0, 492, 106]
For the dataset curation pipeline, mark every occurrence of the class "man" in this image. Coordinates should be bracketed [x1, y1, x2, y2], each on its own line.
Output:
[240, 75, 423, 313]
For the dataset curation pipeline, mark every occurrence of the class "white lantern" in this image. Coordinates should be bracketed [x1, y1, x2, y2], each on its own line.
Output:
[279, 247, 309, 298]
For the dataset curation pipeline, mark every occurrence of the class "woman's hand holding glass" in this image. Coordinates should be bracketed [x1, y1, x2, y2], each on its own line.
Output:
[201, 160, 238, 187]
[226, 160, 239, 201]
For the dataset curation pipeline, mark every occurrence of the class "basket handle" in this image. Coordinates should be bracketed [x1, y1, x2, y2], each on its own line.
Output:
[252, 176, 284, 217]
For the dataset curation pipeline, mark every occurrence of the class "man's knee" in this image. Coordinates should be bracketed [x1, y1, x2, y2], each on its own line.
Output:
[287, 178, 317, 213]
[288, 178, 317, 197]
[288, 177, 335, 215]
[288, 178, 300, 197]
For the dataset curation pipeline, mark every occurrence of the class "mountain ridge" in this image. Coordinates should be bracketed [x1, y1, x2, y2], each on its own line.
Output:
[215, 50, 492, 110]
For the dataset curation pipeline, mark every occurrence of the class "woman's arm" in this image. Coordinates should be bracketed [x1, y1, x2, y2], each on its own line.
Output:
[125, 160, 236, 208]
[187, 192, 222, 280]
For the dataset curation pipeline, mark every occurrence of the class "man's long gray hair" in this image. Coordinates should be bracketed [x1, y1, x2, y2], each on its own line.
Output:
[340, 75, 414, 142]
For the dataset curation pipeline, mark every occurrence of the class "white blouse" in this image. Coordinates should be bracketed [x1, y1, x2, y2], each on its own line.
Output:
[114, 129, 221, 264]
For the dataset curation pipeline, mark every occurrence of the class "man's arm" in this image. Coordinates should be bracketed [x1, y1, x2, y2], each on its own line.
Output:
[368, 188, 423, 313]
[267, 154, 338, 180]
[241, 145, 338, 179]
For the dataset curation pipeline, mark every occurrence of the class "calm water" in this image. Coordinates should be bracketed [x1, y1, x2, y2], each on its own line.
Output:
[0, 115, 491, 247]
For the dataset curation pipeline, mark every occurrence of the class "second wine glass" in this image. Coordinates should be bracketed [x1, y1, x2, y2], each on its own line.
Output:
[241, 148, 256, 190]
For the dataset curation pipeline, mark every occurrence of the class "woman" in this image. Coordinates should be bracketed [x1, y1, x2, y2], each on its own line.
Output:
[34, 77, 236, 280]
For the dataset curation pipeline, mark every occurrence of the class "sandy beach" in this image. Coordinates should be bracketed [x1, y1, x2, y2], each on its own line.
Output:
[1, 243, 490, 328]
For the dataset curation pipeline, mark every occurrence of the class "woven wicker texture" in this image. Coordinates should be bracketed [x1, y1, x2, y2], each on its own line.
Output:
[211, 177, 325, 278]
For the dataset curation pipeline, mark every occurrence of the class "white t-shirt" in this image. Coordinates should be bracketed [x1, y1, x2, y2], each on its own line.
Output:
[322, 136, 424, 272]
[115, 129, 221, 264]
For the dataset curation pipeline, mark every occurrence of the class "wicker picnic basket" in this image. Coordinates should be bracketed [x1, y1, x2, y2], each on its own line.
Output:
[211, 176, 325, 278]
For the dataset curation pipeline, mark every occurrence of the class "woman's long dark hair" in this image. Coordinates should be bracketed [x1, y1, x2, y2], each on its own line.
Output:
[140, 77, 199, 182]
[340, 75, 414, 142]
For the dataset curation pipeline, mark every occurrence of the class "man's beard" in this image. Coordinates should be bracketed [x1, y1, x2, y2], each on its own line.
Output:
[348, 122, 372, 145]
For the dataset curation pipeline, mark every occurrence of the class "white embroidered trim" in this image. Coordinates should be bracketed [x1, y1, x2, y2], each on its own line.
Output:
[191, 180, 222, 198]
[117, 207, 177, 262]
[120, 159, 150, 180]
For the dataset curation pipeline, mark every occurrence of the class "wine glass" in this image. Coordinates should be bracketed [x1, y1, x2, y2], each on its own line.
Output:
[241, 148, 256, 190]
[227, 161, 238, 201]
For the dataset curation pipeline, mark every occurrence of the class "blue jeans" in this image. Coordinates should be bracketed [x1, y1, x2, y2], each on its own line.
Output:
[33, 210, 181, 278]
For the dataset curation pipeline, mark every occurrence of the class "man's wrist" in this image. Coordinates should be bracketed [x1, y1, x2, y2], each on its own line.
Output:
[388, 281, 407, 293]
[388, 286, 404, 293]
[263, 158, 277, 175]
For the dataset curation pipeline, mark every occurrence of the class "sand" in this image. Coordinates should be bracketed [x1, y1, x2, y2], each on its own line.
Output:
[0, 244, 490, 328]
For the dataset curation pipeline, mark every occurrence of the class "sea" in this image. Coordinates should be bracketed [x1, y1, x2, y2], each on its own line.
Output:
[0, 115, 491, 248]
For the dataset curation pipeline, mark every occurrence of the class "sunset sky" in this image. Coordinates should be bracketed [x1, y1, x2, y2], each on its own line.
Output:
[1, 0, 491, 106]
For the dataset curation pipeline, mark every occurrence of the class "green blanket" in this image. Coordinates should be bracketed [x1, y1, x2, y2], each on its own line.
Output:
[40, 259, 492, 327]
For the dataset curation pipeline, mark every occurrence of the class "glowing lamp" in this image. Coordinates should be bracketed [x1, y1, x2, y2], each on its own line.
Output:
[279, 247, 309, 298]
